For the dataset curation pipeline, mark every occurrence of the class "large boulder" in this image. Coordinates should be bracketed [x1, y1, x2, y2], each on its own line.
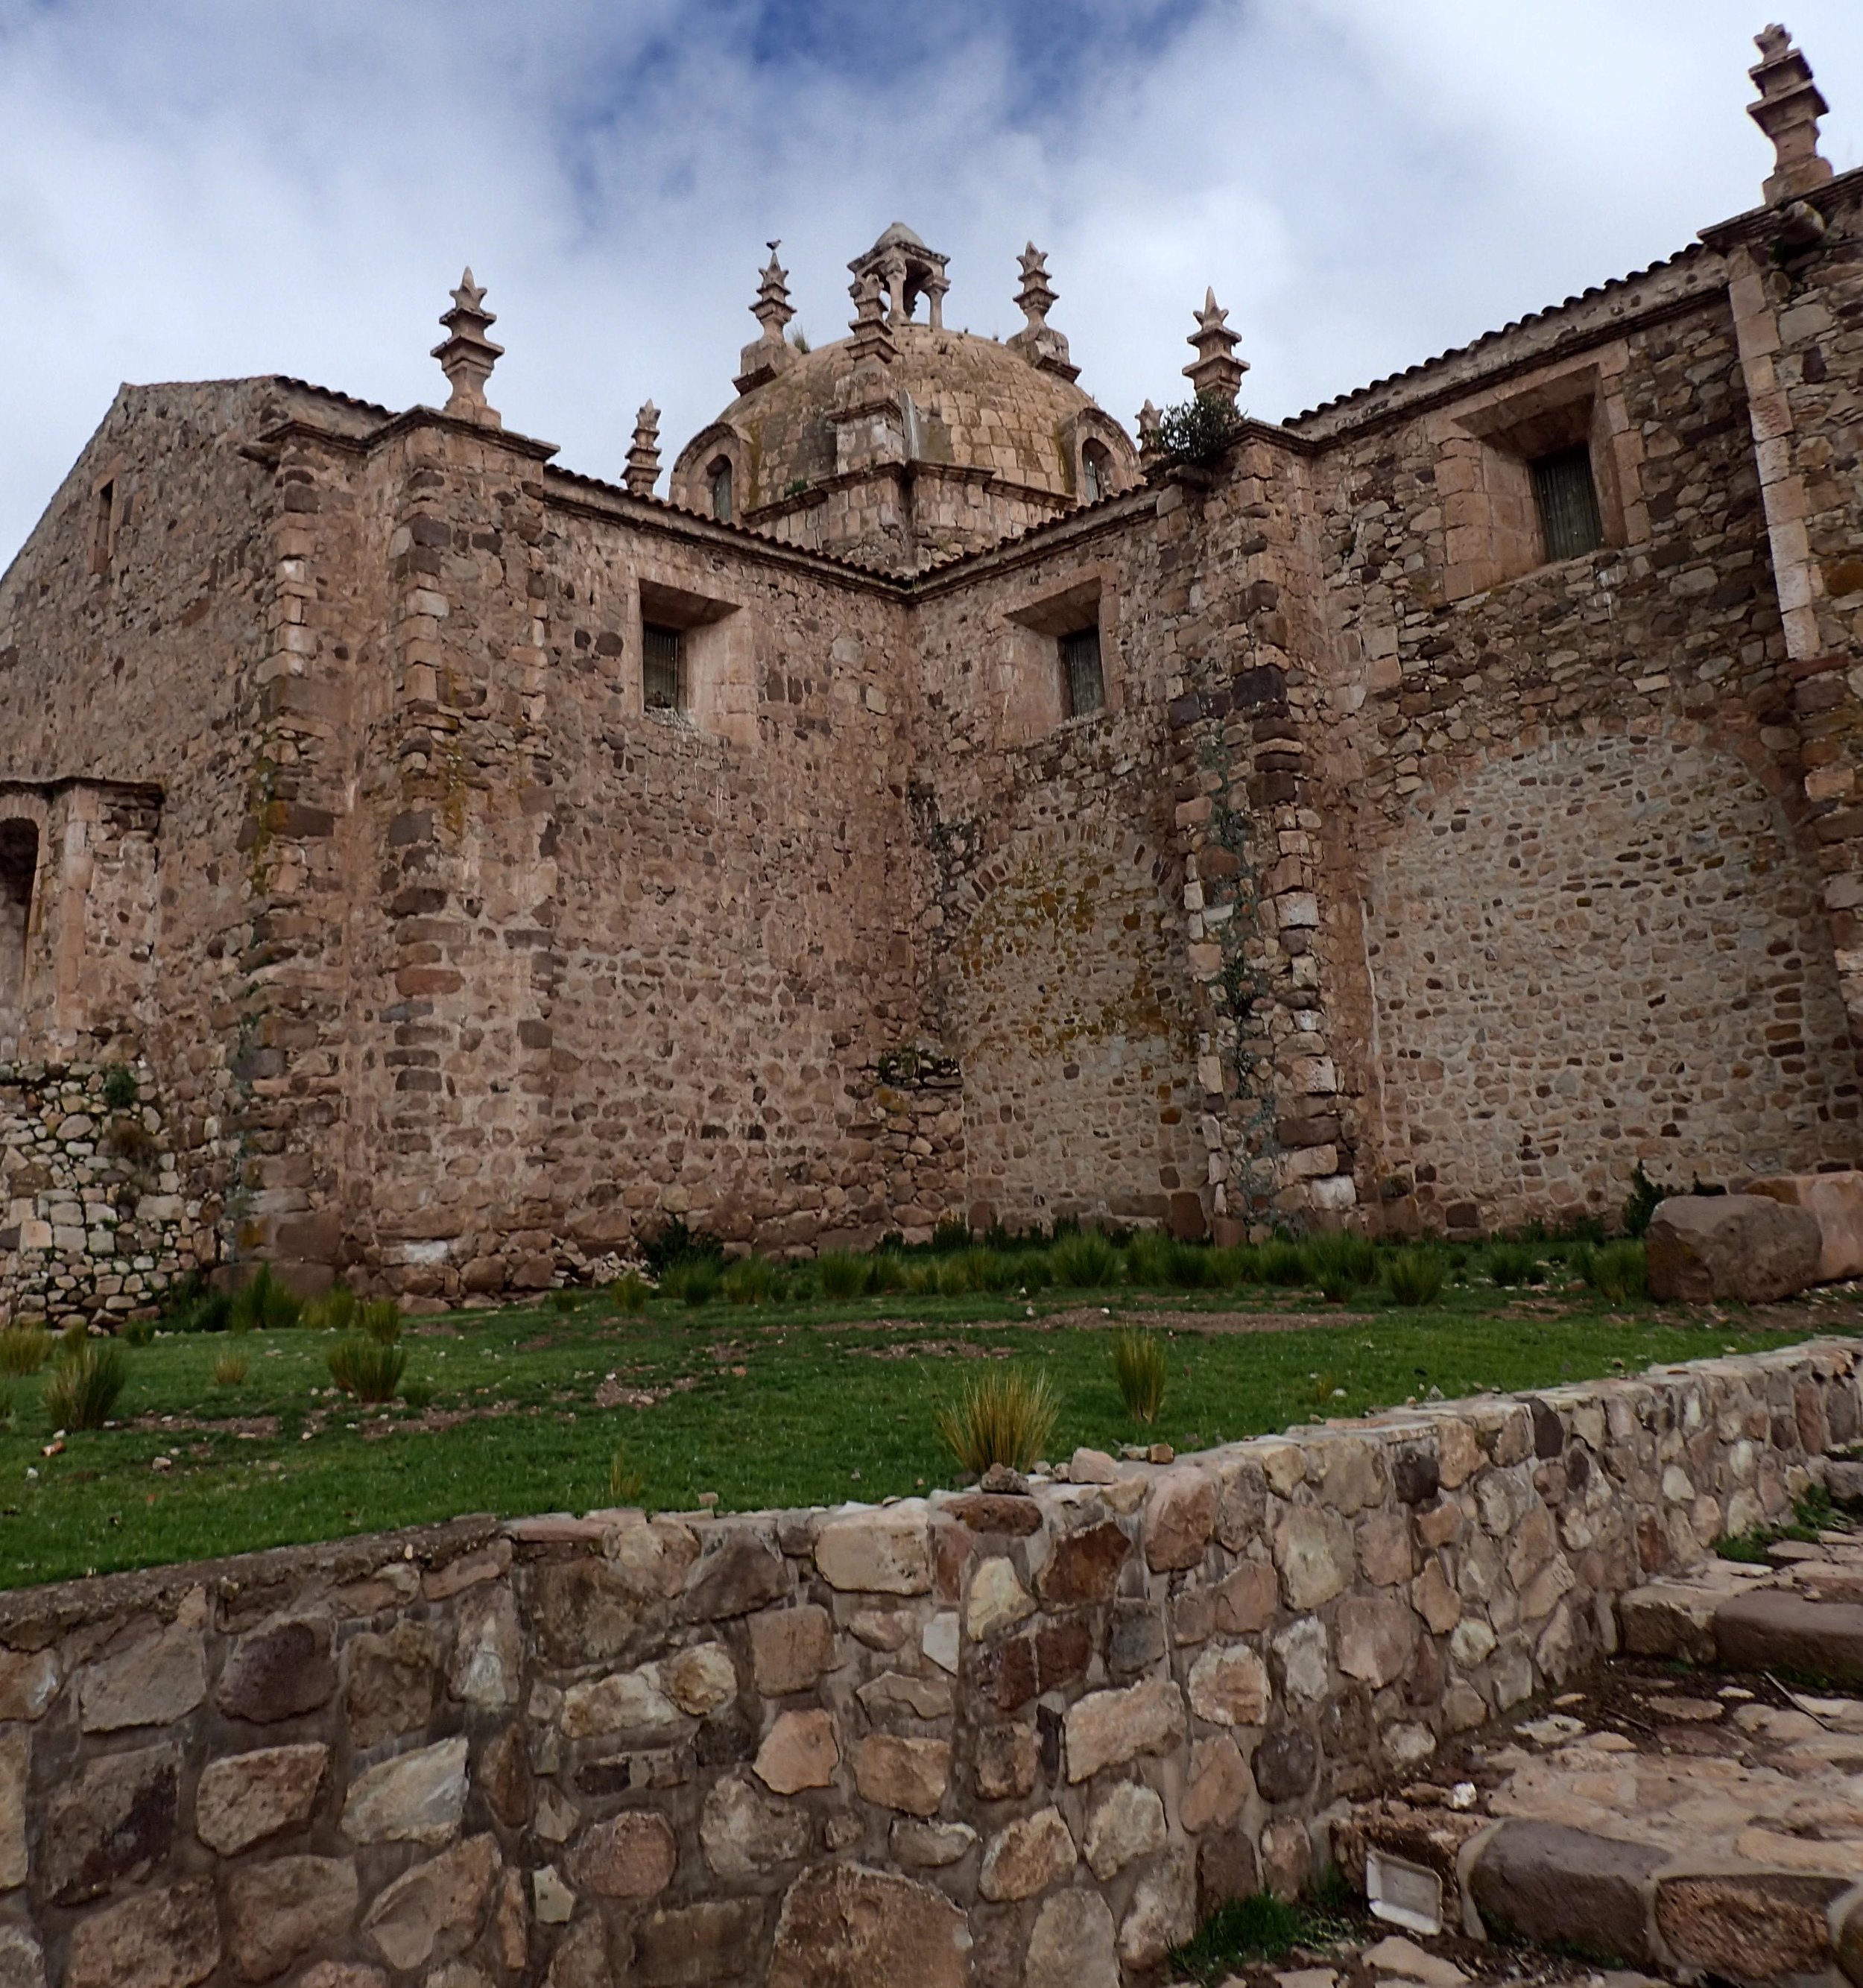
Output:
[1645, 1194, 1821, 1304]
[1747, 1171, 1863, 1283]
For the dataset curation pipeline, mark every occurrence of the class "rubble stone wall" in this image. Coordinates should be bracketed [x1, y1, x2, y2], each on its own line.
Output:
[0, 1336, 1850, 1987]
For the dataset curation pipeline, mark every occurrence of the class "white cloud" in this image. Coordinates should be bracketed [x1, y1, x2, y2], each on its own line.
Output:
[2, 0, 1859, 565]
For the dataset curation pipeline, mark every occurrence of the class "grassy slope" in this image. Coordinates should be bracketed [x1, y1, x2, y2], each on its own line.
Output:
[0, 1283, 1844, 1589]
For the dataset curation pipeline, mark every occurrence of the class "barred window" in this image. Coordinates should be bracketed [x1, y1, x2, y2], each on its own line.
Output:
[1060, 626, 1105, 718]
[1531, 445, 1604, 563]
[643, 623, 683, 713]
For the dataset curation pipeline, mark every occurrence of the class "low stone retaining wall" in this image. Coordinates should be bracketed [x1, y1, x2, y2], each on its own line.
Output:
[0, 1338, 1853, 1987]
[0, 1063, 207, 1329]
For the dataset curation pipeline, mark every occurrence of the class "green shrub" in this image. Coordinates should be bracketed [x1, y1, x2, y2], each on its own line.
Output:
[121, 1315, 157, 1347]
[817, 1250, 867, 1300]
[1156, 392, 1245, 466]
[1015, 1252, 1054, 1294]
[400, 1381, 435, 1411]
[101, 1063, 139, 1112]
[1385, 1247, 1446, 1308]
[164, 1277, 233, 1334]
[360, 1299, 402, 1345]
[1166, 1243, 1215, 1290]
[211, 1351, 249, 1387]
[1484, 1242, 1545, 1288]
[1124, 1229, 1175, 1288]
[931, 1216, 972, 1254]
[230, 1265, 303, 1333]
[0, 1328, 51, 1376]
[327, 1334, 407, 1403]
[1206, 1246, 1256, 1289]
[903, 1260, 941, 1297]
[551, 1288, 581, 1314]
[1302, 1232, 1377, 1300]
[610, 1273, 650, 1314]
[934, 1367, 1059, 1475]
[661, 1258, 722, 1308]
[639, 1215, 722, 1279]
[1255, 1238, 1309, 1288]
[1623, 1163, 1666, 1239]
[305, 1285, 358, 1333]
[1587, 1240, 1647, 1305]
[1112, 1329, 1169, 1424]
[866, 1252, 908, 1295]
[1050, 1230, 1120, 1289]
[723, 1256, 779, 1305]
[44, 1342, 127, 1430]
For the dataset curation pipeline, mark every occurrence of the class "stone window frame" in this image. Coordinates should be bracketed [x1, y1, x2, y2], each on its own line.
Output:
[88, 457, 126, 577]
[633, 576, 753, 747]
[1432, 349, 1647, 601]
[668, 422, 753, 521]
[999, 572, 1122, 745]
[1069, 409, 1138, 504]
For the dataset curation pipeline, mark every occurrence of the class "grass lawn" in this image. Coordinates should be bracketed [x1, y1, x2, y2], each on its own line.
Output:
[0, 1273, 1850, 1590]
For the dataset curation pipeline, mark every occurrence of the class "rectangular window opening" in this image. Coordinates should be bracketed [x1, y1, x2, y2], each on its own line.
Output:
[1531, 446, 1604, 563]
[1060, 626, 1106, 719]
[90, 481, 116, 574]
[642, 623, 683, 714]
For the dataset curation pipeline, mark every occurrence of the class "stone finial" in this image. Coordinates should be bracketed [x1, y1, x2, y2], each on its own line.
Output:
[1749, 25, 1833, 205]
[1183, 288, 1248, 405]
[847, 269, 897, 366]
[1137, 399, 1164, 471]
[1008, 244, 1079, 382]
[624, 402, 661, 497]
[431, 268, 505, 428]
[737, 242, 800, 393]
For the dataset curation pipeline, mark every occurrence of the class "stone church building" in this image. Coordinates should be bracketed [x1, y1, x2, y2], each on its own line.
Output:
[1, 31, 1861, 1314]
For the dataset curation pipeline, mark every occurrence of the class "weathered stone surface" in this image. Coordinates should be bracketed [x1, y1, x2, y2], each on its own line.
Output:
[632, 1899, 766, 1987]
[1189, 1643, 1271, 1725]
[815, 1508, 932, 1595]
[1066, 1677, 1186, 1782]
[342, 1735, 469, 1844]
[0, 1729, 25, 1891]
[449, 1586, 520, 1709]
[755, 1708, 838, 1793]
[65, 1878, 220, 1988]
[1262, 1815, 1313, 1900]
[700, 1772, 811, 1876]
[344, 1621, 437, 1747]
[1146, 1468, 1218, 1571]
[0, 1647, 59, 1723]
[1715, 1589, 1863, 1685]
[1119, 1845, 1197, 1966]
[973, 1721, 1039, 1800]
[978, 1805, 1075, 1900]
[362, 1833, 498, 1972]
[1358, 1510, 1414, 1585]
[855, 1734, 949, 1814]
[0, 1928, 42, 1988]
[78, 1623, 204, 1732]
[892, 1818, 976, 1868]
[1645, 1194, 1822, 1304]
[858, 1669, 953, 1720]
[225, 1855, 358, 1982]
[662, 1641, 738, 1715]
[561, 1664, 684, 1742]
[1274, 1507, 1353, 1609]
[1025, 1890, 1119, 1988]
[767, 1864, 970, 1988]
[682, 1531, 791, 1620]
[1183, 1732, 1252, 1832]
[1036, 1520, 1130, 1605]
[196, 1742, 328, 1855]
[1086, 1779, 1166, 1878]
[967, 1556, 1036, 1639]
[295, 1968, 385, 1988]
[750, 1603, 837, 1694]
[1750, 1172, 1863, 1282]
[41, 1741, 178, 1905]
[1338, 1593, 1417, 1685]
[574, 1810, 678, 1898]
[1254, 1725, 1319, 1802]
[218, 1615, 336, 1724]
[1414, 1558, 1462, 1634]
[529, 1559, 643, 1667]
[1655, 1872, 1846, 1979]
[1211, 1559, 1277, 1634]
[1470, 1822, 1662, 1966]
[1070, 1446, 1119, 1483]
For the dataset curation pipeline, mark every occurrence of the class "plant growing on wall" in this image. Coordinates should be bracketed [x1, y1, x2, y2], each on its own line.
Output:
[1157, 393, 1245, 467]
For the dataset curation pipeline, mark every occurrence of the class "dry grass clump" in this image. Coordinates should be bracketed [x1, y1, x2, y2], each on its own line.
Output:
[44, 1340, 128, 1430]
[0, 1328, 51, 1377]
[1112, 1329, 1169, 1424]
[934, 1367, 1059, 1475]
[211, 1351, 250, 1387]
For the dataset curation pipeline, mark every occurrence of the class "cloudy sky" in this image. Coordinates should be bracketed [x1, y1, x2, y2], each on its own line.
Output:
[3, 0, 1860, 567]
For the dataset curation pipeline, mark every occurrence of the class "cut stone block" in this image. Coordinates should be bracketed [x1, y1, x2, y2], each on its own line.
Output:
[1749, 1171, 1863, 1283]
[1714, 1589, 1863, 1688]
[1645, 1194, 1821, 1305]
[1468, 1821, 1663, 1966]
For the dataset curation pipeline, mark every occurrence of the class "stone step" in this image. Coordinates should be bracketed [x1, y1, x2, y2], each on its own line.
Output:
[1622, 1568, 1863, 1686]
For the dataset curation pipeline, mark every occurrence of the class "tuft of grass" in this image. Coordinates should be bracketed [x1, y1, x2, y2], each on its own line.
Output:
[1124, 1229, 1175, 1287]
[1484, 1242, 1545, 1288]
[608, 1448, 646, 1504]
[230, 1265, 303, 1334]
[661, 1258, 723, 1308]
[399, 1381, 435, 1411]
[817, 1251, 867, 1301]
[934, 1367, 1059, 1475]
[121, 1316, 157, 1348]
[211, 1351, 249, 1387]
[0, 1328, 51, 1377]
[1050, 1230, 1120, 1289]
[59, 1322, 90, 1361]
[0, 1385, 12, 1430]
[723, 1256, 779, 1306]
[1256, 1238, 1309, 1288]
[610, 1273, 650, 1315]
[1171, 1885, 1357, 1981]
[1112, 1329, 1169, 1424]
[306, 1286, 358, 1333]
[1587, 1240, 1647, 1305]
[1303, 1232, 1377, 1301]
[164, 1279, 233, 1334]
[1385, 1247, 1446, 1308]
[43, 1342, 128, 1431]
[360, 1299, 402, 1346]
[326, 1335, 408, 1403]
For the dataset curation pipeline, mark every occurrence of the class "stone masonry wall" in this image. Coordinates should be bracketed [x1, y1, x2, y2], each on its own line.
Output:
[0, 1063, 205, 1327]
[0, 1336, 1851, 1987]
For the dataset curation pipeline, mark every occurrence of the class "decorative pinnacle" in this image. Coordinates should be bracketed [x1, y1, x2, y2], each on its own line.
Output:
[431, 267, 505, 428]
[753, 241, 794, 338]
[1749, 25, 1833, 206]
[1183, 287, 1248, 405]
[1008, 242, 1078, 381]
[624, 401, 662, 498]
[1137, 398, 1164, 469]
[847, 268, 897, 365]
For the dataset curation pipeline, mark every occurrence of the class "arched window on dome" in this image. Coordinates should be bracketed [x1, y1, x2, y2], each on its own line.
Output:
[1081, 440, 1113, 505]
[708, 457, 734, 525]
